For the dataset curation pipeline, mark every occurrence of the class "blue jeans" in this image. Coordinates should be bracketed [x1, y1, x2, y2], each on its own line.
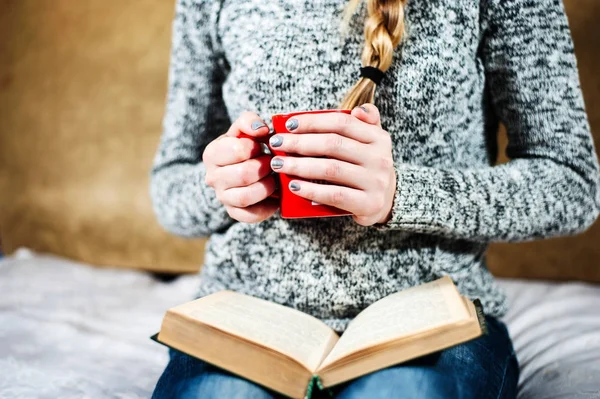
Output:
[152, 316, 519, 399]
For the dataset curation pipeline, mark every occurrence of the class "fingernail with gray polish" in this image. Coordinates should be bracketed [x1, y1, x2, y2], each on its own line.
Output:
[286, 118, 299, 131]
[251, 120, 267, 130]
[290, 182, 301, 191]
[271, 158, 284, 169]
[270, 135, 283, 147]
[260, 142, 272, 155]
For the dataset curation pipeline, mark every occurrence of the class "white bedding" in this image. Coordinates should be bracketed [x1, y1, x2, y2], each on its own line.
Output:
[501, 279, 600, 398]
[0, 249, 200, 399]
[1, 249, 599, 398]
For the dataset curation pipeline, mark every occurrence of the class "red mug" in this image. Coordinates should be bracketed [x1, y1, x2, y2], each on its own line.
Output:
[271, 109, 352, 219]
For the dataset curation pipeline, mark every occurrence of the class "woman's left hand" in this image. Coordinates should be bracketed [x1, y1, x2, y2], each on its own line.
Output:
[269, 103, 397, 226]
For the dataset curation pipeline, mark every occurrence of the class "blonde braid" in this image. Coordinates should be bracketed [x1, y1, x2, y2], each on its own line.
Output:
[340, 0, 407, 110]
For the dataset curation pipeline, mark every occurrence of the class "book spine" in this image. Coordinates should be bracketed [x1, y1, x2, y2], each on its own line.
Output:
[473, 299, 488, 335]
[304, 375, 318, 399]
[304, 375, 334, 399]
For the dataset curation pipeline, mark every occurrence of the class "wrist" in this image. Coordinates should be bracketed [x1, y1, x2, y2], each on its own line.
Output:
[377, 170, 397, 224]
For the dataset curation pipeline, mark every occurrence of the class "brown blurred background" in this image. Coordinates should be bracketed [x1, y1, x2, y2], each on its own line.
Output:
[0, 0, 598, 278]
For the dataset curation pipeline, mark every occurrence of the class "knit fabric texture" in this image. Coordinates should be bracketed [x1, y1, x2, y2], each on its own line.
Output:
[150, 0, 600, 332]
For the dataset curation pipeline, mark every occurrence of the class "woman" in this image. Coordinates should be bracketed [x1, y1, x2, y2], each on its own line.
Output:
[150, 0, 600, 397]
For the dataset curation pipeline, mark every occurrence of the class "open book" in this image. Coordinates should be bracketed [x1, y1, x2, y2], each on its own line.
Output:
[153, 276, 486, 399]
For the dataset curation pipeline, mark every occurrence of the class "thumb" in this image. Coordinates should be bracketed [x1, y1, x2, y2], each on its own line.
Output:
[226, 111, 270, 139]
[351, 103, 381, 128]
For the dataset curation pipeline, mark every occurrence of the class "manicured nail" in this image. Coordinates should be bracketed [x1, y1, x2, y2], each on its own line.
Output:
[359, 105, 368, 113]
[289, 182, 301, 191]
[271, 158, 284, 169]
[260, 142, 272, 155]
[285, 118, 299, 131]
[269, 135, 283, 147]
[251, 120, 267, 130]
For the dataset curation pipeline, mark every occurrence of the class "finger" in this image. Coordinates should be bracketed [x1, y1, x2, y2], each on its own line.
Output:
[203, 136, 263, 167]
[211, 155, 272, 189]
[286, 180, 368, 215]
[351, 103, 381, 128]
[271, 156, 368, 190]
[286, 112, 377, 144]
[352, 214, 380, 227]
[219, 175, 277, 208]
[225, 198, 279, 224]
[269, 133, 367, 165]
[225, 111, 270, 138]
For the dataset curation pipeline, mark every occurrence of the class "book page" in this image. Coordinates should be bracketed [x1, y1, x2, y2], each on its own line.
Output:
[320, 277, 468, 368]
[174, 291, 338, 372]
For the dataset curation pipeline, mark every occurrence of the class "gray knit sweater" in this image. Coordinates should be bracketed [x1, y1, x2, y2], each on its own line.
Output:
[151, 0, 600, 332]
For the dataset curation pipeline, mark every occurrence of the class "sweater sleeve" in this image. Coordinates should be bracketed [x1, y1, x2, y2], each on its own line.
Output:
[150, 0, 235, 237]
[379, 0, 600, 242]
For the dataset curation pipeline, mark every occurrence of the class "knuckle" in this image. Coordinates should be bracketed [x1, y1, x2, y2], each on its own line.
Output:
[237, 164, 254, 186]
[324, 162, 342, 179]
[204, 172, 215, 187]
[336, 113, 352, 128]
[374, 176, 387, 190]
[231, 140, 250, 162]
[333, 116, 352, 133]
[379, 156, 394, 170]
[324, 135, 344, 154]
[225, 205, 236, 218]
[203, 142, 219, 164]
[235, 190, 253, 208]
[226, 205, 243, 221]
[231, 142, 246, 162]
[330, 190, 345, 206]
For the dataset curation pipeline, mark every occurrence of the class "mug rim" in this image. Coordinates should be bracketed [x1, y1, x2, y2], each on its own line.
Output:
[271, 109, 351, 120]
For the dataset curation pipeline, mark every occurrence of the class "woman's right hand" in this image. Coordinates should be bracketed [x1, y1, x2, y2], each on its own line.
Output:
[203, 112, 279, 223]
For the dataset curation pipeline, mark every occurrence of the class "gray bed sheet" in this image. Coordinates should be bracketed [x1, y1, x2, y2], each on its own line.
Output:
[1, 249, 599, 398]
